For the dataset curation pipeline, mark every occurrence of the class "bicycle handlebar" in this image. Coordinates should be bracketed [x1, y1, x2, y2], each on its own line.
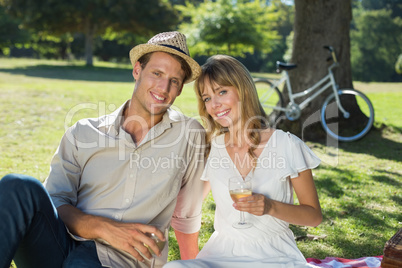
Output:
[323, 45, 338, 63]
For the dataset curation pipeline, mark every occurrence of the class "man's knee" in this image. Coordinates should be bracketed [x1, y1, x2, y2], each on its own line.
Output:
[0, 173, 46, 197]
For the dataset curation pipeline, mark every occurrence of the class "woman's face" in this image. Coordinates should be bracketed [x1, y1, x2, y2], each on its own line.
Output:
[201, 79, 241, 129]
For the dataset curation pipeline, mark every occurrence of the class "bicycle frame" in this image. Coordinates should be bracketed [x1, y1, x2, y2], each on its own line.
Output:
[265, 62, 350, 118]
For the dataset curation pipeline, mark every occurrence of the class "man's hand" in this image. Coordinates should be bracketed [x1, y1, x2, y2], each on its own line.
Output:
[57, 205, 165, 262]
[100, 221, 166, 262]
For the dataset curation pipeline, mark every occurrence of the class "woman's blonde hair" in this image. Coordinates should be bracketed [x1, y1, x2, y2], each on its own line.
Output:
[194, 55, 268, 162]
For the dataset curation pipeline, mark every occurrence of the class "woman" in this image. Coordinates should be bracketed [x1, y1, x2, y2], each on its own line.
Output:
[164, 55, 322, 268]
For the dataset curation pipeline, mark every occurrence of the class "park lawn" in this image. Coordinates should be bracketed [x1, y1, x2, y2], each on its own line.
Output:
[0, 58, 401, 266]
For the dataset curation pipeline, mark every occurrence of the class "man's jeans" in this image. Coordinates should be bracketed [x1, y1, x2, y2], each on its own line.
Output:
[0, 174, 103, 268]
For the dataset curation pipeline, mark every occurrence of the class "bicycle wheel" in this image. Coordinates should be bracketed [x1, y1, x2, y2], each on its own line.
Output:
[254, 78, 284, 125]
[320, 88, 374, 142]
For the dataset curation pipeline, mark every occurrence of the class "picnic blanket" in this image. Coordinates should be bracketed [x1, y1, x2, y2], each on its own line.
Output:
[306, 256, 383, 268]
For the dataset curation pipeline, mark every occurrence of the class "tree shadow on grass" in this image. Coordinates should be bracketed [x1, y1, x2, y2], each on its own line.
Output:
[313, 166, 363, 198]
[291, 204, 400, 258]
[318, 188, 399, 231]
[372, 172, 401, 188]
[314, 176, 345, 198]
[337, 128, 401, 162]
[0, 64, 134, 82]
[296, 162, 401, 258]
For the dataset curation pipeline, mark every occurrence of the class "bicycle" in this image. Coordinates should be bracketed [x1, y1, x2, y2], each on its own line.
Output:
[254, 46, 374, 142]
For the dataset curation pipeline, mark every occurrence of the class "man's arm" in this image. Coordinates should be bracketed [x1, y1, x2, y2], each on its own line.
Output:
[174, 229, 199, 260]
[57, 204, 164, 262]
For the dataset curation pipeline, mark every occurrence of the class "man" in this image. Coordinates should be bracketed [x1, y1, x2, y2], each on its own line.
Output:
[0, 31, 205, 268]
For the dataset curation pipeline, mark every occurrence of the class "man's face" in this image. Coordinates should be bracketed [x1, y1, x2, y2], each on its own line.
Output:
[131, 52, 185, 119]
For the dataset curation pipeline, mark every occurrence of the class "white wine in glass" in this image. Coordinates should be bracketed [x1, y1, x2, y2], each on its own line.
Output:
[228, 176, 253, 229]
[144, 225, 168, 268]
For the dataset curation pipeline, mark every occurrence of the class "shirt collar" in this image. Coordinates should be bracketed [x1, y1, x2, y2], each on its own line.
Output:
[97, 100, 128, 136]
[97, 100, 187, 137]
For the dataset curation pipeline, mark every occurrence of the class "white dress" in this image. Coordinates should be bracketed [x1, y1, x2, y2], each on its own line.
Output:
[164, 130, 320, 268]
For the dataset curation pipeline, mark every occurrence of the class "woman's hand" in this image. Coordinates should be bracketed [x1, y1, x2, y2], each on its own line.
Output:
[233, 194, 273, 216]
[232, 170, 322, 227]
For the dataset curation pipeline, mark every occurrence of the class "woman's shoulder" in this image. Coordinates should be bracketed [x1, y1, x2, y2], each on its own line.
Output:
[269, 129, 303, 143]
[259, 128, 276, 144]
[264, 129, 310, 153]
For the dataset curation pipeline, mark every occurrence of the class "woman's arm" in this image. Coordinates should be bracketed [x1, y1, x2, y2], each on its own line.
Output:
[234, 169, 322, 227]
[174, 230, 199, 259]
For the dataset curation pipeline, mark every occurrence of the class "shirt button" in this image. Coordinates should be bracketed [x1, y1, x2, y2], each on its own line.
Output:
[125, 198, 130, 203]
[114, 215, 119, 220]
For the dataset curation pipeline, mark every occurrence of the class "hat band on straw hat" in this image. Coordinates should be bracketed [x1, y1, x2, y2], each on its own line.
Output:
[160, 44, 187, 56]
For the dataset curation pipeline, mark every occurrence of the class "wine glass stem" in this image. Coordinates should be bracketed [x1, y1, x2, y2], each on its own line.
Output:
[240, 211, 246, 224]
[150, 257, 155, 268]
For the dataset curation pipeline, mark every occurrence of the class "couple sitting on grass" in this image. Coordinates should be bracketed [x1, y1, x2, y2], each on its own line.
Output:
[0, 31, 322, 268]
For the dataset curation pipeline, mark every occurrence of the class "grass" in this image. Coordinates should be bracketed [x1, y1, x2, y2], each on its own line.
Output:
[1, 58, 401, 266]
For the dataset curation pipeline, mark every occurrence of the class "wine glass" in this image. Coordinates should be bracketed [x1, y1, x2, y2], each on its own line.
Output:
[228, 176, 253, 229]
[144, 224, 168, 268]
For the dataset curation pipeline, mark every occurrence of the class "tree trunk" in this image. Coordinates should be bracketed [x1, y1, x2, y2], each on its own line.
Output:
[278, 0, 353, 141]
[84, 17, 95, 66]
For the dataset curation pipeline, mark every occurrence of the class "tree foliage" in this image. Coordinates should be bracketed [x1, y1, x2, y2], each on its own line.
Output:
[260, 0, 294, 71]
[396, 54, 402, 74]
[0, 0, 179, 65]
[361, 0, 402, 17]
[177, 0, 281, 57]
[1, 0, 400, 84]
[0, 5, 30, 53]
[351, 8, 402, 81]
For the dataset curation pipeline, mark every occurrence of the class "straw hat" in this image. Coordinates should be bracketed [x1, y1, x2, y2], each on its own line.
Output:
[129, 31, 201, 84]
